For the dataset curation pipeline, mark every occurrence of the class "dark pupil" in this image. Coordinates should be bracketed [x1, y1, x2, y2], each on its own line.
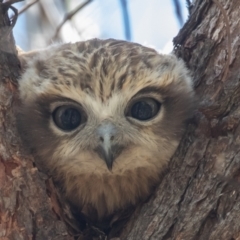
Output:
[131, 101, 154, 120]
[61, 108, 80, 129]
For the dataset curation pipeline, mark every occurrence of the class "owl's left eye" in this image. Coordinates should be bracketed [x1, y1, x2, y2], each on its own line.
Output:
[127, 98, 161, 121]
[52, 106, 83, 131]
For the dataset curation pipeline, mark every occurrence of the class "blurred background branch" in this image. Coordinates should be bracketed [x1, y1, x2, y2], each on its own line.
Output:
[18, 0, 38, 15]
[172, 0, 184, 26]
[51, 0, 93, 41]
[13, 0, 188, 52]
[119, 0, 131, 41]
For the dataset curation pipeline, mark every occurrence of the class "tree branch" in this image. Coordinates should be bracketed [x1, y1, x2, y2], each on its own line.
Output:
[18, 0, 39, 15]
[119, 0, 131, 41]
[51, 0, 93, 41]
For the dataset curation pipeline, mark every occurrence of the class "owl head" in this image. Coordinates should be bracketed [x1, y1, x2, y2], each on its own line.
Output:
[17, 39, 194, 218]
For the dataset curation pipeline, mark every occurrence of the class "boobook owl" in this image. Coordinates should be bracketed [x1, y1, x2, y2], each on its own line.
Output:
[16, 39, 194, 234]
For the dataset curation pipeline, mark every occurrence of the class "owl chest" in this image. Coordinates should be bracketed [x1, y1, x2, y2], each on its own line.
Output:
[63, 169, 158, 220]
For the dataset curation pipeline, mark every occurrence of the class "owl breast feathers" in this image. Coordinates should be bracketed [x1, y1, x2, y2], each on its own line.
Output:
[16, 39, 194, 222]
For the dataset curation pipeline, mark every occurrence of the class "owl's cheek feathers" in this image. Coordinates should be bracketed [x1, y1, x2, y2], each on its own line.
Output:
[52, 144, 177, 217]
[51, 140, 178, 177]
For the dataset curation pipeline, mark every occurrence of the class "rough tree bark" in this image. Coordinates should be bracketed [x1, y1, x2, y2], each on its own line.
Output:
[121, 0, 240, 239]
[0, 2, 72, 240]
[0, 0, 239, 239]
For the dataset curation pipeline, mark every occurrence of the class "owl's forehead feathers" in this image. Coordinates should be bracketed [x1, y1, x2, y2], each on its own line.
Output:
[19, 39, 192, 103]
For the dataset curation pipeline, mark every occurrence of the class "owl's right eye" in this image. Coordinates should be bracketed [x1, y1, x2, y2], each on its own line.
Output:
[52, 106, 83, 131]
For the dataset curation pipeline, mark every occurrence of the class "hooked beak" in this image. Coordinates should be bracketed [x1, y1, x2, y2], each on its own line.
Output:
[94, 122, 123, 170]
[95, 145, 115, 170]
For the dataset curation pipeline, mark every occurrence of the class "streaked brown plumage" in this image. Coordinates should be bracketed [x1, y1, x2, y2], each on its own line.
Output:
[16, 38, 194, 236]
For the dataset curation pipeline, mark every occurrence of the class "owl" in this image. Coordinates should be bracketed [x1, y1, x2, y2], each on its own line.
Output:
[16, 39, 194, 236]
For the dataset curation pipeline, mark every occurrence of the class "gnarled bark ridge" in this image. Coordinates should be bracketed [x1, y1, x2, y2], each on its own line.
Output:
[0, 3, 72, 240]
[122, 0, 240, 239]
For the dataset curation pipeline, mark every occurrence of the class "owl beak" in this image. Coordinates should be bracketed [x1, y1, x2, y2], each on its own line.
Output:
[95, 145, 115, 170]
[95, 122, 122, 170]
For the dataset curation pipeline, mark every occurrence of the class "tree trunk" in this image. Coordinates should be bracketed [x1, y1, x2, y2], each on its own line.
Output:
[1, 0, 240, 239]
[0, 3, 72, 240]
[121, 0, 240, 239]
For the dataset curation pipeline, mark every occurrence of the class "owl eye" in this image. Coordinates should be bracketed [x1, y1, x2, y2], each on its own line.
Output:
[52, 106, 82, 131]
[129, 98, 161, 121]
